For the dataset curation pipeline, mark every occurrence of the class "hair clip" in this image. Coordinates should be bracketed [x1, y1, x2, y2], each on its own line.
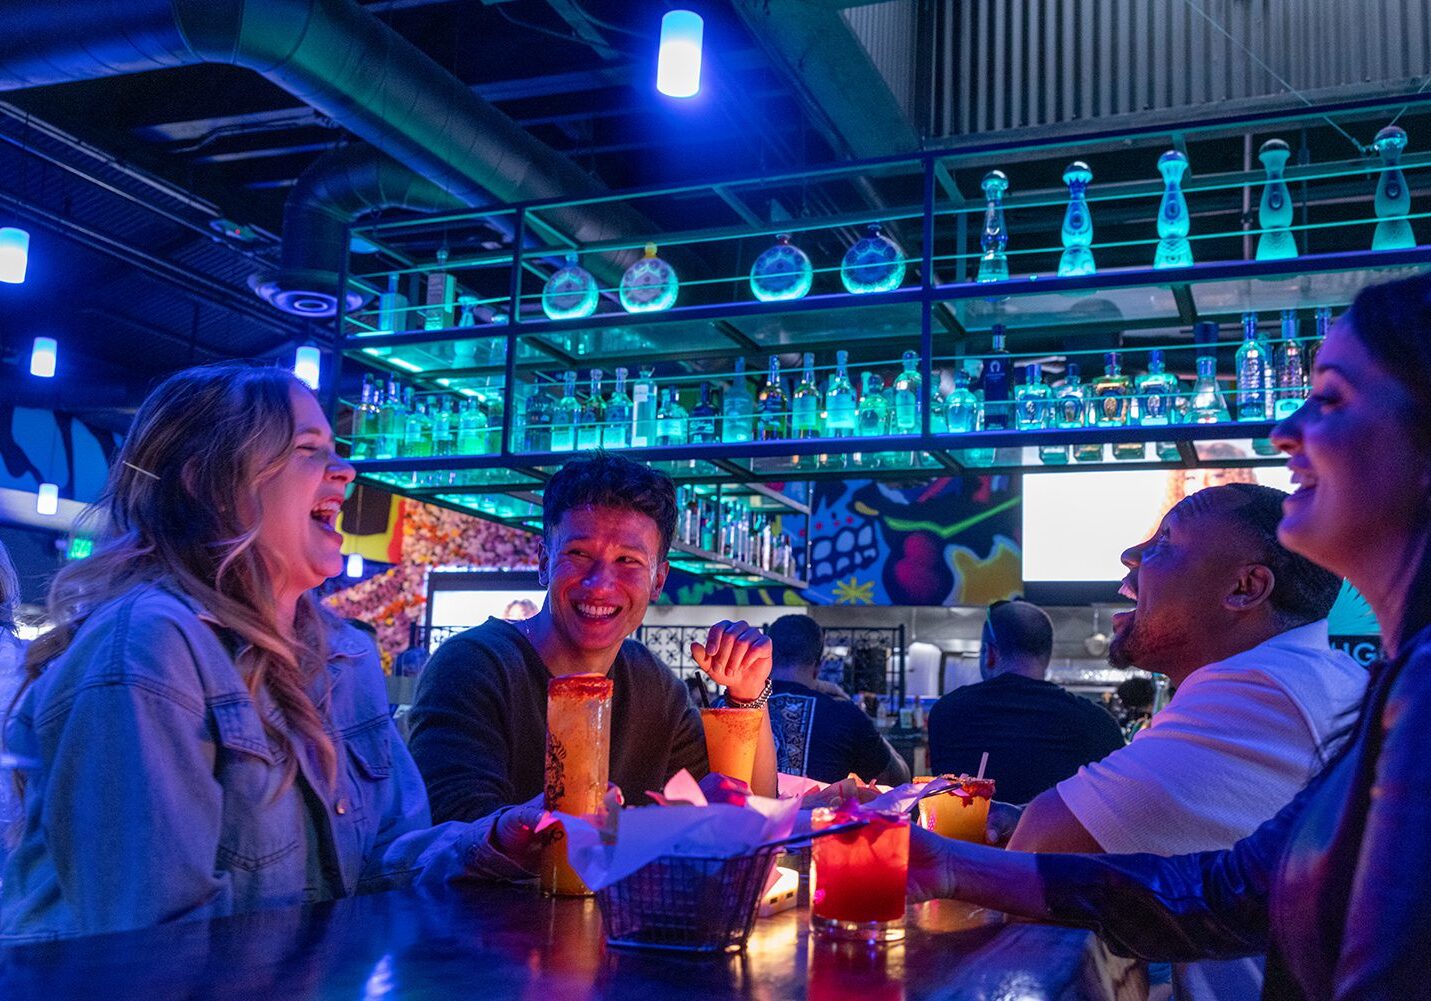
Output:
[122, 460, 161, 482]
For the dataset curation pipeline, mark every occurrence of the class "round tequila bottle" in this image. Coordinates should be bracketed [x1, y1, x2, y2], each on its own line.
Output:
[840, 223, 905, 294]
[750, 233, 813, 302]
[619, 242, 679, 313]
[542, 253, 599, 320]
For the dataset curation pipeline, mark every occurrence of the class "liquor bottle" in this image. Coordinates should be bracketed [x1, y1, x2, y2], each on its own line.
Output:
[977, 170, 1010, 283]
[1190, 356, 1230, 424]
[750, 233, 813, 302]
[891, 350, 921, 434]
[930, 379, 948, 434]
[377, 273, 408, 333]
[523, 383, 554, 452]
[981, 325, 1013, 430]
[1058, 363, 1102, 463]
[722, 358, 755, 443]
[945, 369, 996, 467]
[542, 253, 599, 320]
[431, 396, 455, 457]
[656, 388, 688, 446]
[1372, 125, 1415, 250]
[457, 294, 479, 328]
[840, 223, 905, 294]
[1274, 310, 1306, 420]
[481, 392, 503, 455]
[1058, 161, 1096, 277]
[825, 350, 858, 437]
[1256, 139, 1297, 261]
[604, 367, 633, 448]
[551, 371, 579, 452]
[457, 397, 489, 454]
[1236, 313, 1273, 421]
[576, 369, 606, 450]
[1137, 350, 1179, 425]
[401, 390, 433, 458]
[1092, 352, 1133, 427]
[353, 374, 379, 459]
[857, 372, 889, 436]
[1014, 363, 1052, 430]
[422, 247, 455, 330]
[689, 381, 718, 443]
[376, 376, 403, 460]
[792, 353, 821, 438]
[619, 243, 679, 313]
[756, 356, 788, 441]
[1153, 150, 1194, 269]
[632, 367, 659, 448]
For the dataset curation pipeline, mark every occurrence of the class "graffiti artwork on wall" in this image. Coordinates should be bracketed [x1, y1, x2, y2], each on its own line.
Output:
[663, 474, 1024, 607]
[2, 406, 123, 503]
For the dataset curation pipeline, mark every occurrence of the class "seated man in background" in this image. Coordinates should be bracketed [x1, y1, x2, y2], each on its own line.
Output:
[1004, 483, 1365, 1001]
[926, 599, 1125, 805]
[765, 614, 910, 786]
[408, 453, 776, 865]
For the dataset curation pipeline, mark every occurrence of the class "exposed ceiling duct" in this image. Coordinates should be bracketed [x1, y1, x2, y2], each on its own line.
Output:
[252, 144, 468, 317]
[0, 0, 653, 313]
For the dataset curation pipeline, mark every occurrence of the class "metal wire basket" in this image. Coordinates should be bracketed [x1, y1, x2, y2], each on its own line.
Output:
[595, 846, 780, 953]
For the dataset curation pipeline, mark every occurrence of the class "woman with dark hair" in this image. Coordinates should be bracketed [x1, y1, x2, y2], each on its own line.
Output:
[908, 273, 1431, 1000]
[1, 364, 526, 941]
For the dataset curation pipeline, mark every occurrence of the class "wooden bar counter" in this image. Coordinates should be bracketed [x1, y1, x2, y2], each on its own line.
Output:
[0, 882, 1146, 1000]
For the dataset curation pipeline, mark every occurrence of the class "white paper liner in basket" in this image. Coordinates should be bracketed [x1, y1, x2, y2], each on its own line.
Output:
[553, 769, 801, 892]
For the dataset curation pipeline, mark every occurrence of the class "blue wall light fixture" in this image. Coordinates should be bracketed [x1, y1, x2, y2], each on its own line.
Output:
[294, 344, 322, 390]
[0, 226, 29, 284]
[657, 10, 703, 98]
[30, 336, 57, 378]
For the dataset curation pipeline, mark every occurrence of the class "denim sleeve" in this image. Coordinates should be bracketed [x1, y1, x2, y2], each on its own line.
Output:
[1035, 778, 1308, 962]
[39, 643, 232, 933]
[357, 722, 534, 891]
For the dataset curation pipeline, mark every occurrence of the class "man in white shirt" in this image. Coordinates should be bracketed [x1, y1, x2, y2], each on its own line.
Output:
[1004, 483, 1366, 1001]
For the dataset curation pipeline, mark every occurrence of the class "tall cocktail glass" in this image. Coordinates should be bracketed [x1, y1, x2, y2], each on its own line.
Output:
[700, 706, 762, 786]
[915, 774, 995, 844]
[810, 807, 909, 943]
[541, 674, 613, 896]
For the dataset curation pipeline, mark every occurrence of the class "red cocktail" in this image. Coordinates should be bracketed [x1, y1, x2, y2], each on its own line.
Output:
[810, 807, 909, 943]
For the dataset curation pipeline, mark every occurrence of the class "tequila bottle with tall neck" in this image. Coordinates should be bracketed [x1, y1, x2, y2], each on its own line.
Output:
[892, 351, 922, 434]
[757, 356, 787, 441]
[722, 358, 755, 443]
[551, 371, 579, 452]
[824, 350, 857, 438]
[576, 369, 605, 451]
[603, 368, 632, 449]
[792, 353, 821, 439]
[1274, 310, 1306, 420]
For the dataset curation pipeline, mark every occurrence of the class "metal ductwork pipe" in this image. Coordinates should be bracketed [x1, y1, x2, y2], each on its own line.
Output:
[0, 0, 649, 307]
[251, 144, 468, 316]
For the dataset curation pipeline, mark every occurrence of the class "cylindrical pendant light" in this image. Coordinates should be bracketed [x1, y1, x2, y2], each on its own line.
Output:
[656, 10, 704, 98]
[294, 344, 322, 390]
[0, 226, 30, 284]
[30, 336, 57, 378]
[36, 482, 59, 516]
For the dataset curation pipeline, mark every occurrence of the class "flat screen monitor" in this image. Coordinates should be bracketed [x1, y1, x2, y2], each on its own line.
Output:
[425, 570, 544, 650]
[1021, 465, 1295, 604]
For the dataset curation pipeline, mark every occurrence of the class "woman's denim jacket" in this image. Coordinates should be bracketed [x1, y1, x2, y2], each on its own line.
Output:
[1, 583, 527, 942]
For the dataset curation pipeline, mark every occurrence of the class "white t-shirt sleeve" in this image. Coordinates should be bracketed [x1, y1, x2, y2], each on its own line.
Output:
[1056, 665, 1322, 855]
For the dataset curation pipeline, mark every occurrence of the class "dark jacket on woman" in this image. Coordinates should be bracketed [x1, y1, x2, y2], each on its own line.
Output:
[1035, 623, 1429, 1000]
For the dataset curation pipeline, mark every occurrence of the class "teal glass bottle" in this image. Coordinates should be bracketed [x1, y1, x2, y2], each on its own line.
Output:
[840, 223, 905, 294]
[892, 350, 922, 434]
[551, 371, 580, 452]
[1372, 126, 1415, 250]
[722, 358, 755, 443]
[690, 381, 718, 443]
[824, 350, 857, 437]
[576, 369, 606, 450]
[1256, 139, 1297, 261]
[978, 170, 1011, 282]
[1153, 150, 1194, 269]
[604, 367, 633, 448]
[620, 243, 679, 313]
[542, 253, 600, 320]
[750, 233, 813, 302]
[792, 352, 821, 438]
[1058, 161, 1096, 277]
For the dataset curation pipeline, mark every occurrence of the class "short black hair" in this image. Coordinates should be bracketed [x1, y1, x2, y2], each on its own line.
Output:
[1179, 483, 1343, 624]
[985, 599, 1054, 665]
[1116, 676, 1156, 711]
[768, 614, 824, 668]
[542, 451, 678, 558]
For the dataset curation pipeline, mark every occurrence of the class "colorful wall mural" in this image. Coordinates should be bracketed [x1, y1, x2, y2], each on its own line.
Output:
[663, 473, 1024, 609]
[2, 406, 121, 503]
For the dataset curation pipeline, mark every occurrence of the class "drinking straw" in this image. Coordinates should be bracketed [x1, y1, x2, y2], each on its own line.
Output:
[976, 751, 988, 781]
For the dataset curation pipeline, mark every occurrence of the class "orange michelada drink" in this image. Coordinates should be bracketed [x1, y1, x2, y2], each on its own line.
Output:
[700, 706, 763, 786]
[810, 806, 910, 943]
[916, 774, 995, 844]
[540, 674, 613, 896]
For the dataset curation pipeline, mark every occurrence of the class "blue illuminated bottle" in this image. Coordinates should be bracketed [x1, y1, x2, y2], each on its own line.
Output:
[1058, 162, 1096, 277]
[603, 367, 632, 449]
[1372, 126, 1416, 250]
[824, 350, 857, 437]
[978, 170, 1010, 283]
[632, 367, 659, 448]
[722, 358, 755, 443]
[980, 325, 1013, 430]
[619, 243, 678, 313]
[1153, 151, 1194, 269]
[551, 371, 579, 452]
[840, 223, 905, 294]
[690, 381, 718, 443]
[1256, 139, 1297, 261]
[542, 253, 600, 320]
[892, 350, 922, 434]
[1236, 313, 1273, 421]
[750, 233, 813, 302]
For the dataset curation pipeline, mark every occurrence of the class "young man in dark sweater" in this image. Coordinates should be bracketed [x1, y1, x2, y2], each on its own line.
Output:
[408, 452, 776, 870]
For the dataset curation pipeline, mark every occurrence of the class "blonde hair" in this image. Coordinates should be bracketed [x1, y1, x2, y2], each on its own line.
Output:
[17, 363, 337, 791]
